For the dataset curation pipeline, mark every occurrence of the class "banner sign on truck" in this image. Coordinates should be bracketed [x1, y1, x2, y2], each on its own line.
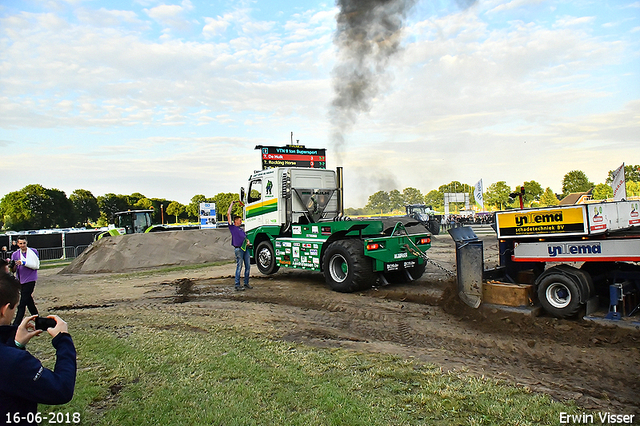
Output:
[257, 145, 326, 170]
[512, 238, 640, 262]
[496, 206, 588, 238]
[199, 203, 217, 229]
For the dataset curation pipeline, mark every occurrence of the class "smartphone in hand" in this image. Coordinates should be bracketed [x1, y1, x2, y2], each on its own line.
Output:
[35, 317, 57, 331]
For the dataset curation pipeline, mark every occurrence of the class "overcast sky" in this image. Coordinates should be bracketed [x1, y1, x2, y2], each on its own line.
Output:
[1, 0, 638, 208]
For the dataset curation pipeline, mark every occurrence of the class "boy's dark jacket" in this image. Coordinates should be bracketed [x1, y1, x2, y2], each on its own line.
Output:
[0, 325, 76, 424]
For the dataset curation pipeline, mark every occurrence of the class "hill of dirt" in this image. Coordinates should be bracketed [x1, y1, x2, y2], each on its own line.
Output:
[61, 218, 432, 275]
[60, 229, 235, 274]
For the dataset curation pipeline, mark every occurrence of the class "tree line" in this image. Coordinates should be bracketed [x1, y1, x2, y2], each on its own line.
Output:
[349, 165, 640, 215]
[0, 186, 244, 232]
[1, 165, 638, 231]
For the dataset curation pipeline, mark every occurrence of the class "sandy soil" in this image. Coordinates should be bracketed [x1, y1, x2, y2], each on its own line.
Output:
[35, 232, 640, 416]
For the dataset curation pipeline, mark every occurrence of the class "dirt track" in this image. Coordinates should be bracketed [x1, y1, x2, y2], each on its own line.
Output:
[36, 234, 640, 417]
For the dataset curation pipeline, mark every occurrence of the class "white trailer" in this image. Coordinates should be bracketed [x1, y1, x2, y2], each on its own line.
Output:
[493, 201, 640, 318]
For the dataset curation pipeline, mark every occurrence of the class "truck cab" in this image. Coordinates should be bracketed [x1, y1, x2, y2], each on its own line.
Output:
[244, 167, 340, 233]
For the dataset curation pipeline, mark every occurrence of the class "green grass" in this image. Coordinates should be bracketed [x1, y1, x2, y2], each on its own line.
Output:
[40, 259, 73, 269]
[32, 310, 581, 426]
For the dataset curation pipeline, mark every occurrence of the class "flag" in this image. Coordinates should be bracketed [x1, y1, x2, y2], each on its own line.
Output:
[611, 163, 626, 201]
[473, 179, 484, 210]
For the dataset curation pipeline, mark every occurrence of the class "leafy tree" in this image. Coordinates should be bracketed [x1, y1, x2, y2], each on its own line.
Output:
[484, 181, 511, 211]
[186, 194, 207, 220]
[166, 201, 185, 223]
[45, 188, 75, 229]
[402, 187, 423, 206]
[389, 190, 404, 212]
[423, 190, 443, 212]
[539, 187, 560, 207]
[97, 193, 130, 223]
[521, 181, 543, 206]
[592, 183, 613, 201]
[0, 191, 30, 230]
[562, 170, 594, 196]
[213, 193, 239, 221]
[128, 192, 147, 206]
[134, 198, 154, 210]
[22, 184, 52, 229]
[627, 181, 640, 197]
[366, 191, 390, 213]
[70, 189, 99, 226]
[0, 185, 74, 230]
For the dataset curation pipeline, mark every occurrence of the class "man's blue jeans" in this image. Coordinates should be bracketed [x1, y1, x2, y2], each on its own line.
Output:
[235, 247, 250, 287]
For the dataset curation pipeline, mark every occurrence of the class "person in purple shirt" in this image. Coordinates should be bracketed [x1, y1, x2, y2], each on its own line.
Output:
[227, 200, 252, 291]
[10, 237, 39, 325]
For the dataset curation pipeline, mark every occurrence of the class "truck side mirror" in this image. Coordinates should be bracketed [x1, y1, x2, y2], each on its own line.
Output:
[240, 187, 245, 203]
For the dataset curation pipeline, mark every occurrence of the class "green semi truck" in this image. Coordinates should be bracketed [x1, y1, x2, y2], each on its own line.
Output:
[241, 166, 432, 292]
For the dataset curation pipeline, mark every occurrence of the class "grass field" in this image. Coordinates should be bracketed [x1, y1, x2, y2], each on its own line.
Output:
[31, 305, 581, 426]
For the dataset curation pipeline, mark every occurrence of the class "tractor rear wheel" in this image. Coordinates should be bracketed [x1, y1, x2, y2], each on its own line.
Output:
[323, 239, 375, 293]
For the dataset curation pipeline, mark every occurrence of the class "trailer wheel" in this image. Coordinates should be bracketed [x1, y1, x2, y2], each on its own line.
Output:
[255, 241, 279, 275]
[323, 240, 375, 293]
[536, 269, 582, 318]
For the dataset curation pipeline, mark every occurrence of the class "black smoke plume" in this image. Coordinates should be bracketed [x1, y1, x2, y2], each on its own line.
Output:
[329, 0, 478, 157]
[330, 0, 418, 156]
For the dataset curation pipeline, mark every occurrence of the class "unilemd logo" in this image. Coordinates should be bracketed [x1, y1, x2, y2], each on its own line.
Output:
[547, 243, 602, 257]
[515, 211, 563, 227]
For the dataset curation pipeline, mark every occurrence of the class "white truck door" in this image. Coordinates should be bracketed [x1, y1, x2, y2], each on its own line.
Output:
[244, 171, 280, 232]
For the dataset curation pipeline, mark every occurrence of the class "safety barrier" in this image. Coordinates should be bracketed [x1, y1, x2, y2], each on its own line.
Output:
[28, 245, 90, 261]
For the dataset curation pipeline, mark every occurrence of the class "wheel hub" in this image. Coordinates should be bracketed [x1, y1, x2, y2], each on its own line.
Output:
[546, 282, 571, 309]
[258, 248, 271, 268]
[329, 254, 348, 283]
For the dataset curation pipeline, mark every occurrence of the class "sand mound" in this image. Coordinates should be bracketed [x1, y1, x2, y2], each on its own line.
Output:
[60, 218, 431, 275]
[60, 229, 235, 274]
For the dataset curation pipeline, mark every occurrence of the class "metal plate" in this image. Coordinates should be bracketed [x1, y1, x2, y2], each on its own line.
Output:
[455, 240, 483, 309]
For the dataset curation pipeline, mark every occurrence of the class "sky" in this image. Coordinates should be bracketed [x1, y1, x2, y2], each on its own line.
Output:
[1, 0, 639, 209]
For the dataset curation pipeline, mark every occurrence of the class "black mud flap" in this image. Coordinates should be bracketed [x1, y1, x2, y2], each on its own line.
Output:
[449, 227, 483, 308]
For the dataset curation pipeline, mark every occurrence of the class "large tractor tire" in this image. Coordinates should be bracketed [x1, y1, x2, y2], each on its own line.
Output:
[536, 265, 590, 318]
[323, 239, 376, 293]
[255, 240, 279, 275]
